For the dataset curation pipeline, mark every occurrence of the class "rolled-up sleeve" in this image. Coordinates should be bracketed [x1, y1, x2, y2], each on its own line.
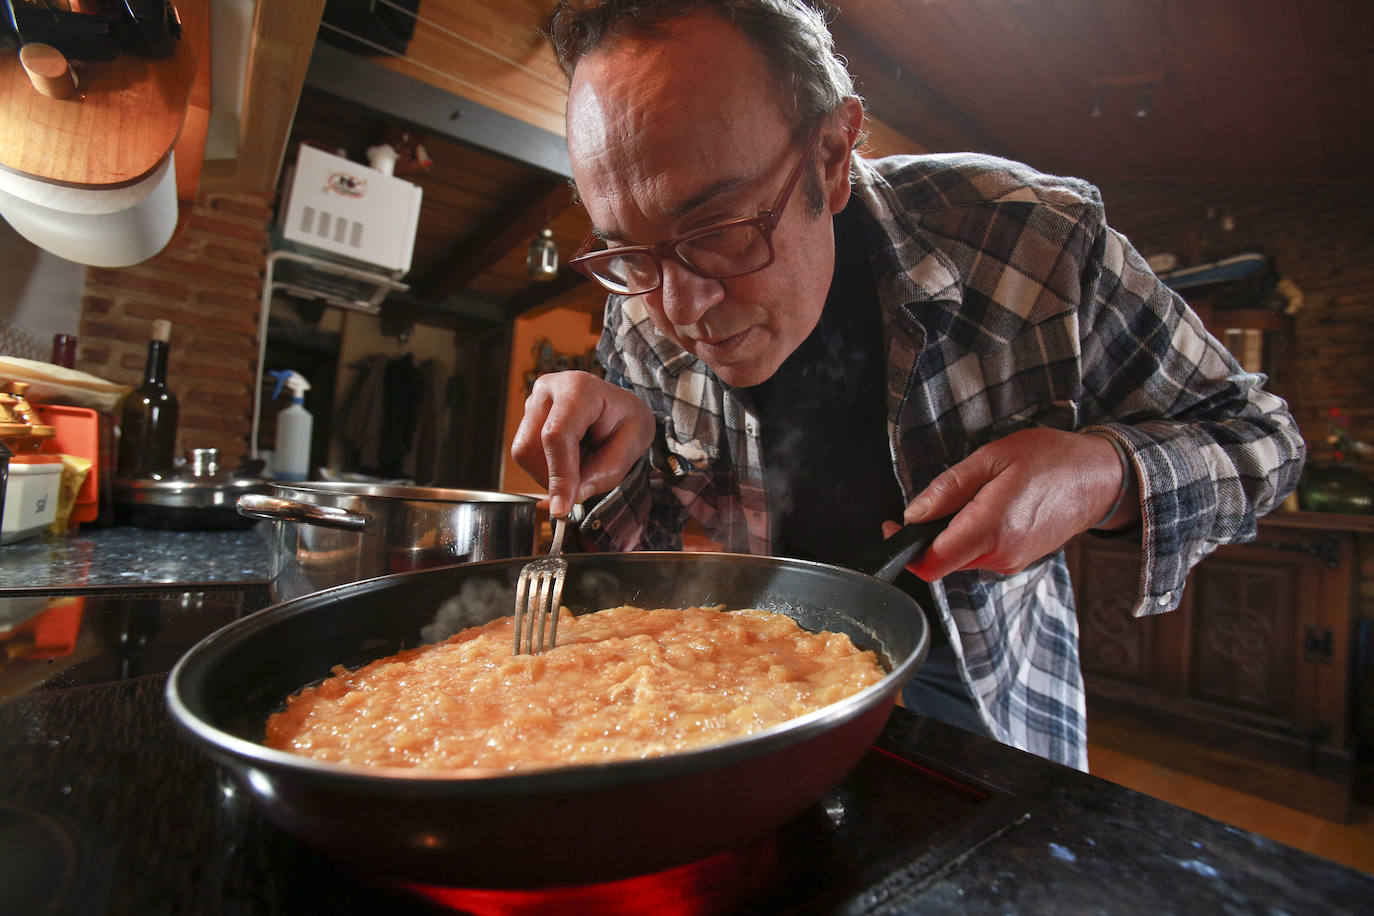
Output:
[1079, 224, 1306, 617]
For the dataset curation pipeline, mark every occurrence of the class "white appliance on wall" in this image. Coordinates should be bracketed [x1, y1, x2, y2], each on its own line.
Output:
[267, 143, 424, 316]
[279, 143, 423, 277]
[251, 142, 425, 463]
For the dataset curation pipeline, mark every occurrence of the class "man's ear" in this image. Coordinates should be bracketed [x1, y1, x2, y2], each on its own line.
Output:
[822, 96, 865, 214]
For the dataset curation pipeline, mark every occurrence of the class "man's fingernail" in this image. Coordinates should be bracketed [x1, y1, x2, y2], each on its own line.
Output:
[549, 495, 566, 518]
[908, 496, 931, 520]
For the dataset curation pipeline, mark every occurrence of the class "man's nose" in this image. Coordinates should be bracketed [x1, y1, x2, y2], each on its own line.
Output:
[658, 259, 722, 327]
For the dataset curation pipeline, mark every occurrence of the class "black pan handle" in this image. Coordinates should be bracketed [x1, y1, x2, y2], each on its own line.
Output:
[852, 516, 952, 583]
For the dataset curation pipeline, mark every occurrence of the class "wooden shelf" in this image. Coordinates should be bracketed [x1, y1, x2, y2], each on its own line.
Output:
[1262, 509, 1374, 535]
[1202, 308, 1292, 333]
[0, 13, 200, 188]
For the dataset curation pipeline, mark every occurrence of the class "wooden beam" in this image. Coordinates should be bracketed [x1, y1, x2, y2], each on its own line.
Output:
[503, 270, 596, 322]
[400, 289, 508, 325]
[171, 0, 212, 238]
[420, 176, 576, 302]
[202, 0, 327, 193]
[303, 41, 572, 178]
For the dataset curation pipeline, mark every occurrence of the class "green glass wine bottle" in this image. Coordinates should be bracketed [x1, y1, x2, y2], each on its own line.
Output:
[116, 319, 179, 477]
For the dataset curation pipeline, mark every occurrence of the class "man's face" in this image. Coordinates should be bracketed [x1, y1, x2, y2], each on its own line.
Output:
[566, 11, 854, 388]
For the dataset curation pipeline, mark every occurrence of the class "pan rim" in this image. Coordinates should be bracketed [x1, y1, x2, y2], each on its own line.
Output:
[165, 551, 928, 791]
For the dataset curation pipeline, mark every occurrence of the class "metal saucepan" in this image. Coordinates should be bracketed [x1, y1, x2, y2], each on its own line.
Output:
[236, 482, 538, 601]
[166, 520, 944, 888]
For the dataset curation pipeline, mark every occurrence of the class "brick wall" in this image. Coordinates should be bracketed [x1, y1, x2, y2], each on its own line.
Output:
[75, 190, 272, 468]
[1096, 179, 1374, 626]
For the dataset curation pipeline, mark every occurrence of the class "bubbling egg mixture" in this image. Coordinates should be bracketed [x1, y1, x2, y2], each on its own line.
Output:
[264, 605, 886, 771]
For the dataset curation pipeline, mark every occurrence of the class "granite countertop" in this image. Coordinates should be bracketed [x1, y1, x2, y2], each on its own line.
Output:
[0, 524, 272, 590]
[1, 525, 1370, 912]
[2, 679, 1369, 915]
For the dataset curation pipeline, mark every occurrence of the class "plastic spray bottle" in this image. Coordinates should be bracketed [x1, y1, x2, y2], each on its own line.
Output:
[268, 370, 313, 481]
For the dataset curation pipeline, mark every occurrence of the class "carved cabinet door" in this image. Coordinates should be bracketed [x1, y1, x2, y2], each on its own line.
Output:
[1184, 543, 1325, 740]
[1068, 528, 1349, 750]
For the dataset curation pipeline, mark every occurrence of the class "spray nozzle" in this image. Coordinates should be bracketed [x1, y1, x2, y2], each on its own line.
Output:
[268, 369, 311, 403]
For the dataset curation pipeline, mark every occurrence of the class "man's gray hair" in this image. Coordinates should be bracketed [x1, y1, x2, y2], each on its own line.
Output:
[547, 0, 859, 130]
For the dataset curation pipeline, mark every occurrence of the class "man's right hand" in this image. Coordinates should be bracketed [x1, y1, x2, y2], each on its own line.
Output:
[510, 370, 656, 520]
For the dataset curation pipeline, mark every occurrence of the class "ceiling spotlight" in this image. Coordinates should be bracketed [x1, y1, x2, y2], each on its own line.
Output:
[1089, 72, 1165, 121]
[1135, 87, 1154, 118]
[526, 227, 558, 281]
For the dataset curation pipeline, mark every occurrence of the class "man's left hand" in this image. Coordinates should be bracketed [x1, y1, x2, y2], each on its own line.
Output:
[887, 428, 1138, 581]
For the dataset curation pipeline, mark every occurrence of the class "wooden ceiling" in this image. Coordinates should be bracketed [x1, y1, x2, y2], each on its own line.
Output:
[276, 0, 1373, 327]
[831, 0, 1374, 184]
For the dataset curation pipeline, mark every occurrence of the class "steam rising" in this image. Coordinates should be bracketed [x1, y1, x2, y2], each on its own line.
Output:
[422, 575, 514, 643]
[414, 553, 916, 676]
[752, 304, 876, 528]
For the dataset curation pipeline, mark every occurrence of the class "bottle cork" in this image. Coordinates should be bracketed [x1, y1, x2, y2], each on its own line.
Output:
[152, 319, 172, 343]
[19, 43, 77, 100]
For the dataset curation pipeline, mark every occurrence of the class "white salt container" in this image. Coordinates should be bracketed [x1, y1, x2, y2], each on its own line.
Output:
[1, 458, 62, 544]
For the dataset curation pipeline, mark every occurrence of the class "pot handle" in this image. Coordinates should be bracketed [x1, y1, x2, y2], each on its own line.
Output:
[852, 515, 952, 583]
[236, 493, 369, 532]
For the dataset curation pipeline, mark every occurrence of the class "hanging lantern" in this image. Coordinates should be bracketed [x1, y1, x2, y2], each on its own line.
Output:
[526, 227, 559, 281]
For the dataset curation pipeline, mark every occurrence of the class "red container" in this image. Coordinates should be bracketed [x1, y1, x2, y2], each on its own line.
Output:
[37, 403, 99, 524]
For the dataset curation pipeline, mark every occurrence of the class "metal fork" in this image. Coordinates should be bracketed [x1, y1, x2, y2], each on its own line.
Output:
[512, 513, 572, 655]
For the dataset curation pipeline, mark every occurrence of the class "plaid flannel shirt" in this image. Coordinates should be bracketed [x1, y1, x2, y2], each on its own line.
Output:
[579, 152, 1305, 769]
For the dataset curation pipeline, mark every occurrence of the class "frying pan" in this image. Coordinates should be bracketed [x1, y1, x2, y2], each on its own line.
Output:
[165, 520, 945, 888]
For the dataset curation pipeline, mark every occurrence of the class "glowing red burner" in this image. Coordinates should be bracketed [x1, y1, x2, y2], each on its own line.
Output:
[400, 835, 781, 916]
[392, 744, 1003, 914]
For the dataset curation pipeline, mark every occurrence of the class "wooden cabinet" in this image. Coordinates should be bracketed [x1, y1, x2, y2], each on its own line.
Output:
[1067, 510, 1372, 821]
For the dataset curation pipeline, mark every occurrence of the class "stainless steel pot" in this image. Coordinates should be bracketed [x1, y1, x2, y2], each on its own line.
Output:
[237, 482, 538, 601]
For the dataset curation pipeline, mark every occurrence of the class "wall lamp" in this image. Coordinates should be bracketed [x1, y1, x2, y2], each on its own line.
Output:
[527, 227, 559, 281]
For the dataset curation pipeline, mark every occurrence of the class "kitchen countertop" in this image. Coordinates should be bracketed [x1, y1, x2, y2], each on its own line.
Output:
[0, 524, 272, 590]
[1, 533, 1371, 913]
[3, 674, 1370, 914]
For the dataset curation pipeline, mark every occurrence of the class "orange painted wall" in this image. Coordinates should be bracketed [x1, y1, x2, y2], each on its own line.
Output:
[498, 306, 602, 496]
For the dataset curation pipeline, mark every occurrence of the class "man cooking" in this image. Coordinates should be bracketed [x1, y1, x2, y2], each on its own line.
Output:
[510, 0, 1304, 770]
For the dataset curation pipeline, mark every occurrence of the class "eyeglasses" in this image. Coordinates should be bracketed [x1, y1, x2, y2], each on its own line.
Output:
[569, 121, 824, 296]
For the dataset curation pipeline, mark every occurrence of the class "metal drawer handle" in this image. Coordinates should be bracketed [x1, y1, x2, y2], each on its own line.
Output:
[236, 493, 369, 532]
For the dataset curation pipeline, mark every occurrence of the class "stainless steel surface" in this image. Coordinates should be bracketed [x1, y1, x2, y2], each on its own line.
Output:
[512, 514, 569, 655]
[185, 448, 220, 477]
[113, 447, 270, 529]
[235, 493, 367, 532]
[236, 482, 537, 601]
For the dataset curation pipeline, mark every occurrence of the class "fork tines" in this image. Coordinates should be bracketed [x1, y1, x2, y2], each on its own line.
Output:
[512, 515, 571, 655]
[512, 558, 566, 655]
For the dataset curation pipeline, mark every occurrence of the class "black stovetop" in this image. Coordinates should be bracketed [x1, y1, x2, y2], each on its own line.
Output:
[1, 584, 1370, 915]
[0, 587, 272, 700]
[3, 678, 1026, 915]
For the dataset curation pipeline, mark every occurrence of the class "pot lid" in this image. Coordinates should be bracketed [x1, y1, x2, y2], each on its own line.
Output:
[115, 448, 269, 509]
